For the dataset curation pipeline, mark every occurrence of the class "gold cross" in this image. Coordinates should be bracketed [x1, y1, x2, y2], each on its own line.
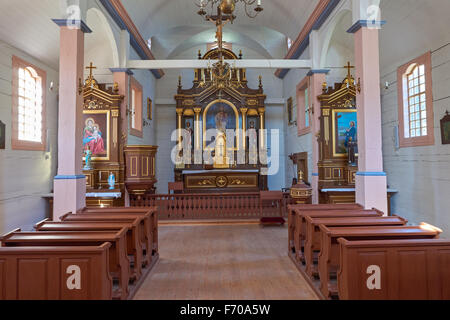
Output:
[344, 61, 355, 80]
[86, 62, 97, 78]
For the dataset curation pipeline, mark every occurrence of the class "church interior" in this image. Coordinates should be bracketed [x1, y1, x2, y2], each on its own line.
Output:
[0, 0, 450, 302]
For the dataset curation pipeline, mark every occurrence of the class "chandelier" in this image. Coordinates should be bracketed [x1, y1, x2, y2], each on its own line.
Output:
[196, 0, 263, 21]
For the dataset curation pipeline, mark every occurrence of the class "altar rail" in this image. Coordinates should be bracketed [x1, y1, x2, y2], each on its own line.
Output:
[130, 192, 290, 220]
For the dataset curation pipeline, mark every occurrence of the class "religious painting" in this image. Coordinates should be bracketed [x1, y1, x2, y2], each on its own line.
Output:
[82, 110, 110, 161]
[332, 109, 358, 157]
[147, 98, 153, 120]
[441, 111, 450, 145]
[0, 120, 5, 149]
[203, 100, 239, 151]
[287, 97, 294, 125]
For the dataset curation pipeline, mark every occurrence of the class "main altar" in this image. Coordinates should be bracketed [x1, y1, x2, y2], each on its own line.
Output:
[173, 48, 268, 193]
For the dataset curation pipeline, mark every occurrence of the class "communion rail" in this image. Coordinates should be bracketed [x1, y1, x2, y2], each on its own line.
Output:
[130, 192, 291, 220]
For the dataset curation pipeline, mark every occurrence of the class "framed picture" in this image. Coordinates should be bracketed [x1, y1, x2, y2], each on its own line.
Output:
[287, 97, 293, 125]
[0, 120, 5, 149]
[82, 110, 110, 161]
[441, 111, 450, 145]
[332, 109, 358, 157]
[147, 97, 153, 120]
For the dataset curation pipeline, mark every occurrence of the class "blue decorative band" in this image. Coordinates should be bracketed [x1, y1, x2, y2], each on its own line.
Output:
[54, 175, 86, 180]
[312, 173, 319, 177]
[307, 69, 330, 76]
[52, 19, 92, 33]
[347, 20, 387, 33]
[109, 68, 134, 75]
[356, 172, 387, 177]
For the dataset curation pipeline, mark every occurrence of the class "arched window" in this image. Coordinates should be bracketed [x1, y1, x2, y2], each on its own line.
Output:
[12, 56, 46, 150]
[296, 76, 311, 136]
[397, 52, 434, 148]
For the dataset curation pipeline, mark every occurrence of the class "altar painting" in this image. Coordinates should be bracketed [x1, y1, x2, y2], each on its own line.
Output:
[203, 100, 239, 150]
[333, 109, 357, 157]
[82, 110, 110, 160]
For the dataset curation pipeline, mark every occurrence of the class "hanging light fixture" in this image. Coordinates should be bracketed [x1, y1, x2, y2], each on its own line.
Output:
[196, 0, 263, 21]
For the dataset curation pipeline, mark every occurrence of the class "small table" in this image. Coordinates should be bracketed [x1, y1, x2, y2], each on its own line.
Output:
[260, 191, 285, 225]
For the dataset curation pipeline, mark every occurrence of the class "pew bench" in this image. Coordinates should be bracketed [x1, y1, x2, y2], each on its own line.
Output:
[0, 229, 130, 300]
[338, 238, 450, 300]
[78, 207, 158, 257]
[61, 213, 153, 267]
[318, 225, 442, 298]
[288, 204, 363, 255]
[293, 209, 384, 263]
[34, 219, 143, 280]
[0, 243, 112, 300]
[304, 216, 408, 277]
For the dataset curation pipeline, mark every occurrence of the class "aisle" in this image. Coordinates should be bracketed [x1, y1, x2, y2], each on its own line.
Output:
[134, 223, 318, 300]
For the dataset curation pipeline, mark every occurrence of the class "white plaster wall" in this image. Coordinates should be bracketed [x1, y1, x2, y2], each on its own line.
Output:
[0, 41, 59, 233]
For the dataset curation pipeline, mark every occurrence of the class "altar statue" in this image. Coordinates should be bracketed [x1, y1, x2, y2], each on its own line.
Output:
[214, 105, 230, 168]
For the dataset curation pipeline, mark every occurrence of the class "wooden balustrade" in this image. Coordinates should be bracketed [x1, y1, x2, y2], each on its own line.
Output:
[130, 192, 291, 220]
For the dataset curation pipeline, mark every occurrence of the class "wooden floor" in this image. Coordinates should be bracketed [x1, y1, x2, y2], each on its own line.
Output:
[134, 223, 318, 300]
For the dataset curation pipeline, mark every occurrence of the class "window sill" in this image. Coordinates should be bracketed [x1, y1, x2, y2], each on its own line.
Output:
[399, 136, 435, 148]
[12, 141, 46, 151]
[129, 128, 143, 139]
[298, 127, 312, 137]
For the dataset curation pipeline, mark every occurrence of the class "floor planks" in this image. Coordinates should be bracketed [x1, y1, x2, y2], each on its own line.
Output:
[134, 223, 318, 300]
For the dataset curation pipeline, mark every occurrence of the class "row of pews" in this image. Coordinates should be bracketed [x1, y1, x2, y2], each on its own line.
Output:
[288, 204, 450, 300]
[0, 207, 159, 300]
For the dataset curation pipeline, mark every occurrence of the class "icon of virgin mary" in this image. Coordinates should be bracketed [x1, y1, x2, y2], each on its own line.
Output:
[83, 118, 105, 155]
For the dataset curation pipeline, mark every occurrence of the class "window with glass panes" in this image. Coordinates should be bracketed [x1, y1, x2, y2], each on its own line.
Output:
[304, 88, 309, 128]
[18, 66, 43, 143]
[405, 64, 427, 138]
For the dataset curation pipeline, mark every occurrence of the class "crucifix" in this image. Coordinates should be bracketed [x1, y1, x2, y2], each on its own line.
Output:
[86, 62, 97, 78]
[344, 61, 355, 80]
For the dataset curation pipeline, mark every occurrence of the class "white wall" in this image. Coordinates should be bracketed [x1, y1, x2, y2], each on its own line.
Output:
[380, 43, 450, 237]
[0, 41, 59, 233]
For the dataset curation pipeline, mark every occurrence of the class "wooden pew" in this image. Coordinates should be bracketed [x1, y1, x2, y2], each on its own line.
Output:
[0, 229, 130, 300]
[338, 238, 450, 300]
[34, 219, 143, 280]
[318, 225, 442, 298]
[0, 243, 112, 300]
[61, 213, 153, 266]
[78, 207, 158, 257]
[292, 208, 383, 263]
[303, 216, 408, 277]
[287, 204, 363, 257]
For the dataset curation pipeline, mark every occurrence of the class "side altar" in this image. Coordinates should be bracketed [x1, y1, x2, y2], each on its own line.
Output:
[316, 65, 396, 214]
[174, 48, 268, 193]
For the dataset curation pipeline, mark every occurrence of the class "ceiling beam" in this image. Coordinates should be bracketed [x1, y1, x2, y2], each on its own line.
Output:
[127, 59, 312, 70]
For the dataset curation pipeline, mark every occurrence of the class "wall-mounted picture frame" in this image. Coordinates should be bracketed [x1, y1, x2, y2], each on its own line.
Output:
[0, 120, 5, 149]
[441, 111, 450, 145]
[147, 97, 153, 120]
[287, 97, 293, 125]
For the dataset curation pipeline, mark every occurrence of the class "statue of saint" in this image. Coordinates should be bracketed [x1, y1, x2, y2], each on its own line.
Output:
[185, 121, 194, 151]
[215, 105, 228, 133]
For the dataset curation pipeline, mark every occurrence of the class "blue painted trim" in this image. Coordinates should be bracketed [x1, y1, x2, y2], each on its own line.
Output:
[277, 0, 341, 79]
[312, 173, 319, 177]
[52, 19, 92, 33]
[54, 175, 86, 180]
[356, 172, 387, 177]
[307, 69, 330, 76]
[312, 0, 342, 30]
[99, 0, 163, 79]
[347, 20, 387, 33]
[109, 68, 134, 75]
